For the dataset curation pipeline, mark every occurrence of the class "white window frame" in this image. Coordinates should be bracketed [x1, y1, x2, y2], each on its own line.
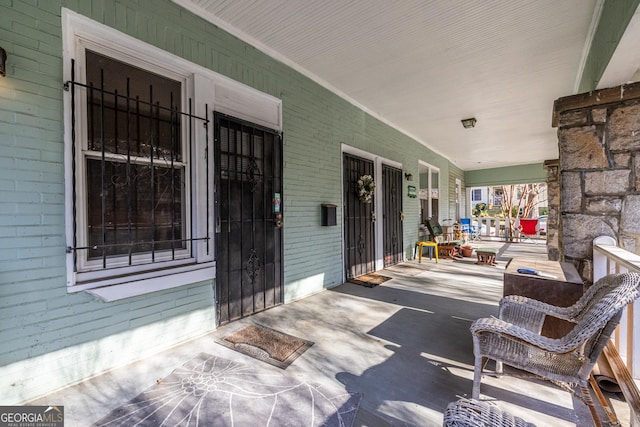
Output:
[62, 8, 282, 301]
[74, 44, 196, 275]
[62, 9, 282, 300]
[62, 9, 215, 301]
[455, 178, 462, 220]
[471, 188, 482, 202]
[419, 161, 440, 219]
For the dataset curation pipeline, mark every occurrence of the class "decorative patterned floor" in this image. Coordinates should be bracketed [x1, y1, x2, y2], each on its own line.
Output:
[93, 353, 361, 427]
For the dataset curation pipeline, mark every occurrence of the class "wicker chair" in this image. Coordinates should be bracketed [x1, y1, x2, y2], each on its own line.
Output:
[498, 272, 622, 334]
[443, 398, 536, 427]
[470, 272, 640, 424]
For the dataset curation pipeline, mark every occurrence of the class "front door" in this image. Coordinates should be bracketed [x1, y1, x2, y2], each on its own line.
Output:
[382, 164, 403, 267]
[215, 114, 283, 325]
[343, 153, 376, 279]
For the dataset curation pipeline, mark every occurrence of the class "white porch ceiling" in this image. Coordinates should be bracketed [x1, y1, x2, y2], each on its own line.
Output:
[177, 0, 604, 170]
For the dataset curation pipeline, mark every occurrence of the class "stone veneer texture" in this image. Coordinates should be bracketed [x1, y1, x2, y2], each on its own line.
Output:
[556, 96, 640, 280]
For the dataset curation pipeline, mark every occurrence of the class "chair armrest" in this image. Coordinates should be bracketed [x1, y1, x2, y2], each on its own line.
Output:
[470, 317, 580, 353]
[500, 295, 579, 323]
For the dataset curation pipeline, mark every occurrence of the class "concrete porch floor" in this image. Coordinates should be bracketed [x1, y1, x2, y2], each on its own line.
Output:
[31, 240, 624, 426]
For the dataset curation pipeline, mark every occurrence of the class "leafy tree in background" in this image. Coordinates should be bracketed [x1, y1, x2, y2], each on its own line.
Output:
[499, 184, 541, 238]
[473, 202, 487, 217]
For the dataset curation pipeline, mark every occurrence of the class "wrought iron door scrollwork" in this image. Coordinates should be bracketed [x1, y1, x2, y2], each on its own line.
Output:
[245, 248, 261, 283]
[357, 235, 366, 256]
[247, 157, 261, 192]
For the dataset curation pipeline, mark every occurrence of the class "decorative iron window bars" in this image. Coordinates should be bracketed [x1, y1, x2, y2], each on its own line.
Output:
[64, 57, 210, 273]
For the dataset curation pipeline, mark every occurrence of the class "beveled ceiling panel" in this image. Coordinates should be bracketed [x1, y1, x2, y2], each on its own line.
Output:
[178, 0, 599, 170]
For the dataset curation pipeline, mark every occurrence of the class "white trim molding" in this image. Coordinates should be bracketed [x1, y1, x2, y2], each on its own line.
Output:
[340, 144, 404, 275]
[61, 9, 281, 298]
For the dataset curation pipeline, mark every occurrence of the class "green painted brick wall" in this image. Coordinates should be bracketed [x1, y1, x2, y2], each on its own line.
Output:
[0, 1, 219, 401]
[1, 1, 75, 369]
[1, 0, 460, 401]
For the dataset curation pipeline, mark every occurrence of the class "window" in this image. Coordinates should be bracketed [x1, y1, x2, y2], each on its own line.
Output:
[493, 188, 504, 205]
[64, 25, 213, 296]
[83, 51, 187, 263]
[418, 162, 439, 223]
[63, 9, 281, 297]
[471, 189, 482, 202]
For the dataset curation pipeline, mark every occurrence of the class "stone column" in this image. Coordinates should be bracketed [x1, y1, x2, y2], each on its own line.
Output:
[543, 159, 560, 261]
[553, 82, 640, 282]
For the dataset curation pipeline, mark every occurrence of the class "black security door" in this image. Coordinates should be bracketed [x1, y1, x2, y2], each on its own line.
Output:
[215, 114, 283, 325]
[343, 154, 376, 279]
[382, 165, 403, 267]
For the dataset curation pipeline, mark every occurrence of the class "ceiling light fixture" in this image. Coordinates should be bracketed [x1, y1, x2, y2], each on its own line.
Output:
[461, 118, 477, 128]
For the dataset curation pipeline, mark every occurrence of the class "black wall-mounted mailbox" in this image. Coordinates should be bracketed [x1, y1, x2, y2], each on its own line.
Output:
[321, 204, 337, 226]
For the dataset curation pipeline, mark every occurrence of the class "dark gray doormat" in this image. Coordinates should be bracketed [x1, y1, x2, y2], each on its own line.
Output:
[349, 273, 392, 288]
[216, 324, 314, 369]
[93, 353, 361, 427]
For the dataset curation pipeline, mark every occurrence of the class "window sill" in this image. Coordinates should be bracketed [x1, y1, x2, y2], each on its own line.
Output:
[81, 263, 215, 302]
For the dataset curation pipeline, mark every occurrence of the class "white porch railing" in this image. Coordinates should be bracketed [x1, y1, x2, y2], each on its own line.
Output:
[474, 216, 549, 241]
[592, 236, 640, 380]
[475, 217, 509, 239]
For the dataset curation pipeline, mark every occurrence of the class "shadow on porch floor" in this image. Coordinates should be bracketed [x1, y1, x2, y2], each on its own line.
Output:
[31, 241, 624, 426]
